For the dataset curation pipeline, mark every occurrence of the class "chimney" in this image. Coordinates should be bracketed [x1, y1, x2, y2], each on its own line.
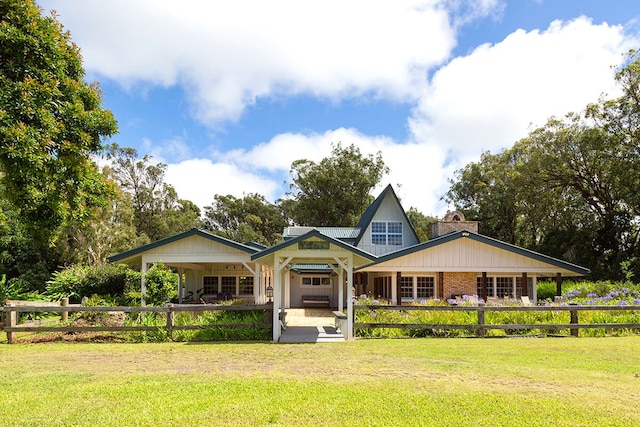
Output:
[432, 211, 478, 238]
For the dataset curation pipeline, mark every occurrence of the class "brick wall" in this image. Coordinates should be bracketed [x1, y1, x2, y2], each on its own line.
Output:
[442, 272, 477, 299]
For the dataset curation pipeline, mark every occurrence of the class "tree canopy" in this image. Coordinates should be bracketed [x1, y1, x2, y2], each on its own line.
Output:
[446, 49, 640, 280]
[0, 0, 117, 245]
[285, 143, 389, 227]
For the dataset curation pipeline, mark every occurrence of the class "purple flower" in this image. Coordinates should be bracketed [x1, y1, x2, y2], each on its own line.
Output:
[370, 311, 377, 318]
[617, 300, 628, 306]
[587, 293, 597, 298]
[633, 298, 640, 305]
[372, 299, 379, 305]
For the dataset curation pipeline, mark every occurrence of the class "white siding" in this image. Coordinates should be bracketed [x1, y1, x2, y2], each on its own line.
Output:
[362, 238, 581, 276]
[358, 192, 419, 255]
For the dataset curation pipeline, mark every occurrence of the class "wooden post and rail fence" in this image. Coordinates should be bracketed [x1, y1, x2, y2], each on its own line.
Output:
[2, 302, 640, 342]
[353, 304, 640, 337]
[1, 301, 273, 344]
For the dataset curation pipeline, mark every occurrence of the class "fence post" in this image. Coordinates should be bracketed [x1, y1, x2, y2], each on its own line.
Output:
[6, 304, 16, 344]
[569, 304, 579, 337]
[477, 305, 486, 338]
[166, 304, 175, 340]
[61, 298, 69, 322]
[266, 304, 273, 337]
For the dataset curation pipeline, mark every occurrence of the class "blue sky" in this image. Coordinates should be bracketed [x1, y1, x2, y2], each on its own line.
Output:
[39, 1, 640, 217]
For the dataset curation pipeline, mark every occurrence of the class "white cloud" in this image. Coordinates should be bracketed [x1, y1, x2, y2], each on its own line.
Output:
[409, 17, 635, 156]
[39, 1, 639, 219]
[40, 0, 469, 124]
[164, 159, 279, 210]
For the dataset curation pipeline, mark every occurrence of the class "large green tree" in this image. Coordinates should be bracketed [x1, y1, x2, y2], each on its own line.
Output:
[0, 1, 118, 245]
[446, 50, 640, 279]
[285, 143, 389, 226]
[107, 144, 201, 242]
[203, 193, 288, 245]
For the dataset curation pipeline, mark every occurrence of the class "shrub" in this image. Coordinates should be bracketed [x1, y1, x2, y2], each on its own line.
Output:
[46, 264, 141, 303]
[536, 281, 557, 301]
[144, 262, 178, 306]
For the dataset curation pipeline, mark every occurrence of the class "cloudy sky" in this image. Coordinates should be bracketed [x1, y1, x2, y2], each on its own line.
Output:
[39, 0, 640, 217]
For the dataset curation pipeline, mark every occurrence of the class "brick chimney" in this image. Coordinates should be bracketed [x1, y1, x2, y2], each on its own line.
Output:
[431, 211, 478, 238]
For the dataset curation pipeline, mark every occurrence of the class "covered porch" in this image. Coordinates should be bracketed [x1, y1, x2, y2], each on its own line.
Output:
[251, 230, 375, 342]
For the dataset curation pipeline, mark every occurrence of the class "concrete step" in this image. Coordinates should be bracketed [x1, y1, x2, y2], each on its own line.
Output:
[278, 325, 345, 343]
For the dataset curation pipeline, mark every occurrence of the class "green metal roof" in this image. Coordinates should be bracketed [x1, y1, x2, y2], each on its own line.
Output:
[107, 228, 259, 263]
[364, 230, 591, 276]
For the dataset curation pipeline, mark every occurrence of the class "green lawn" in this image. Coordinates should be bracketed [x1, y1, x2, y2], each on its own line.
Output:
[1, 337, 639, 426]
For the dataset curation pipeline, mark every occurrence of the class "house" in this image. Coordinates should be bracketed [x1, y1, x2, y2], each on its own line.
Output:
[108, 184, 590, 341]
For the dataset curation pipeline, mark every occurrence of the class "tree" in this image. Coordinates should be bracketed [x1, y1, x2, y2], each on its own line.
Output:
[285, 143, 389, 226]
[53, 168, 145, 265]
[0, 1, 118, 245]
[204, 193, 287, 245]
[406, 208, 438, 242]
[107, 144, 201, 241]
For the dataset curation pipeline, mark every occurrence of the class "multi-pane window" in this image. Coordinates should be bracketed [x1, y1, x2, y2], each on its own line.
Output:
[221, 276, 236, 294]
[496, 277, 512, 298]
[239, 276, 254, 295]
[302, 276, 331, 286]
[371, 221, 403, 245]
[203, 276, 218, 294]
[416, 277, 434, 298]
[476, 277, 495, 298]
[515, 277, 533, 298]
[400, 277, 413, 298]
[387, 222, 403, 245]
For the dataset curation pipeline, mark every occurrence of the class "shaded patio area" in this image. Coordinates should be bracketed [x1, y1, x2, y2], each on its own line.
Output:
[278, 308, 345, 343]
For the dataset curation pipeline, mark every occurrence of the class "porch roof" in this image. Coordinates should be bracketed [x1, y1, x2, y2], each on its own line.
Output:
[359, 230, 590, 276]
[107, 228, 259, 264]
[251, 229, 375, 266]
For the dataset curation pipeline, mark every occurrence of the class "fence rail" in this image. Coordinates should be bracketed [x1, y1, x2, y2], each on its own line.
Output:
[353, 304, 640, 337]
[1, 302, 273, 343]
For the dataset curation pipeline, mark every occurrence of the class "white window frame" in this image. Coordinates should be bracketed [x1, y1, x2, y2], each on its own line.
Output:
[371, 221, 403, 246]
[301, 275, 332, 287]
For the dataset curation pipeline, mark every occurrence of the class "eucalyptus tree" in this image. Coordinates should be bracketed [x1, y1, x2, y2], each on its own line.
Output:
[106, 144, 201, 242]
[204, 193, 288, 246]
[286, 143, 389, 226]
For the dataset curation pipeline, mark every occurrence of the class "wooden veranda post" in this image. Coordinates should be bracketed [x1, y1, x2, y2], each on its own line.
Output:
[396, 272, 402, 306]
[556, 273, 563, 298]
[481, 272, 488, 302]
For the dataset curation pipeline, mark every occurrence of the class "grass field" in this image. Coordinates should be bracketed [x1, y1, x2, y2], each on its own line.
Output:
[1, 337, 639, 426]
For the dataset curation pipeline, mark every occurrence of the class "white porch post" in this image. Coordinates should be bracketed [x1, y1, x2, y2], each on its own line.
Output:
[177, 268, 183, 304]
[272, 258, 281, 342]
[141, 259, 149, 307]
[346, 255, 354, 340]
[391, 272, 398, 305]
[338, 268, 344, 311]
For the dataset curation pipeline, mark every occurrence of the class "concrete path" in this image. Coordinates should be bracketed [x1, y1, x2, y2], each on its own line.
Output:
[278, 308, 345, 343]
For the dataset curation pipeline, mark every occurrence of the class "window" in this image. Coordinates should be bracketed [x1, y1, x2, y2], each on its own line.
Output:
[416, 277, 434, 299]
[476, 277, 494, 298]
[203, 276, 218, 294]
[239, 276, 254, 295]
[496, 277, 512, 298]
[221, 276, 236, 294]
[371, 221, 403, 245]
[400, 277, 413, 299]
[515, 277, 533, 298]
[301, 276, 331, 286]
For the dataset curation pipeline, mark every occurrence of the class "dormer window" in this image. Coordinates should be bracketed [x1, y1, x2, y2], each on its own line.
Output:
[372, 221, 403, 245]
